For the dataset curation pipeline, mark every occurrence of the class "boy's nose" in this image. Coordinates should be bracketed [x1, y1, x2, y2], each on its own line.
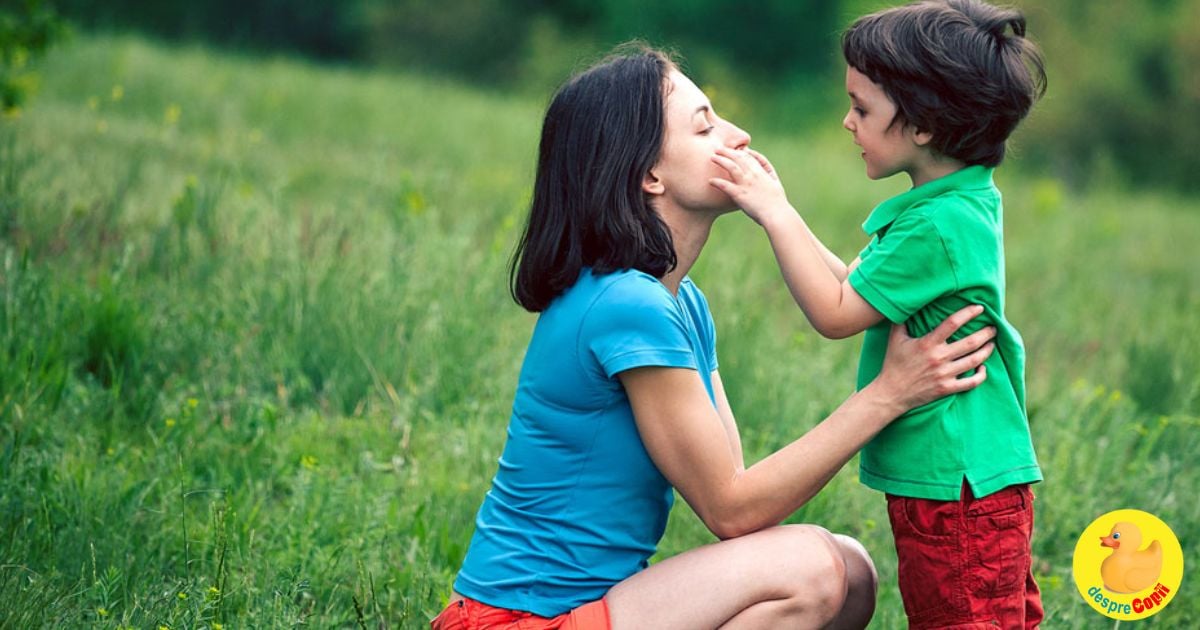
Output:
[842, 111, 854, 132]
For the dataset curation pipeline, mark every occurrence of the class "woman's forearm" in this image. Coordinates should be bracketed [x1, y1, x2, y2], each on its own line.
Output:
[625, 312, 991, 540]
[714, 383, 903, 537]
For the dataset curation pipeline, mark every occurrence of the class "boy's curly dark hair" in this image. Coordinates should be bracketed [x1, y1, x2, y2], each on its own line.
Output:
[842, 0, 1047, 167]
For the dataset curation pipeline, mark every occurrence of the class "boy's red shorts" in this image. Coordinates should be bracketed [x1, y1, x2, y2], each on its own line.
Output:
[430, 595, 609, 630]
[886, 482, 1043, 629]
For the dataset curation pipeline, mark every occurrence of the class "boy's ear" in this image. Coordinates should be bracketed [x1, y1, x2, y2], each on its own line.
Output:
[642, 168, 665, 196]
[910, 126, 934, 148]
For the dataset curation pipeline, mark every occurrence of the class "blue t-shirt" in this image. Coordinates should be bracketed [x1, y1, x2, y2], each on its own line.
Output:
[454, 268, 719, 617]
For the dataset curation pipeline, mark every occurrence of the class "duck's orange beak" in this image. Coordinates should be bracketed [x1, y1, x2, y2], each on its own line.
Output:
[1100, 535, 1120, 548]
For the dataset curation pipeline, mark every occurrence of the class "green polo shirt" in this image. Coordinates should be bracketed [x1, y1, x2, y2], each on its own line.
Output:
[848, 165, 1041, 500]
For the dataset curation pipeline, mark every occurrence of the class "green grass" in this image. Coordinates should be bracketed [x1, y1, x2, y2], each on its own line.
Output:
[1, 34, 1198, 628]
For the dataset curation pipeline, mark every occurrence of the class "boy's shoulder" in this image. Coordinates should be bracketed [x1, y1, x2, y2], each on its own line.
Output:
[901, 171, 1002, 228]
[868, 165, 998, 235]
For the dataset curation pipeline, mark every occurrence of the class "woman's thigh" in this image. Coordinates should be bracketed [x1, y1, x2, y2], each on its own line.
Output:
[604, 524, 852, 630]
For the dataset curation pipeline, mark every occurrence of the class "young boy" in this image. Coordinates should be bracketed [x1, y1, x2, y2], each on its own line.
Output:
[709, 0, 1047, 627]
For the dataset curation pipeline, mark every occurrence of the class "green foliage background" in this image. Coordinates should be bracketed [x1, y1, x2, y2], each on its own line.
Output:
[48, 0, 1200, 193]
[0, 31, 1197, 627]
[0, 0, 67, 111]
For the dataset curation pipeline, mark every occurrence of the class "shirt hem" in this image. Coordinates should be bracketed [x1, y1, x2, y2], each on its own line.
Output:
[859, 465, 1043, 501]
[453, 577, 594, 619]
[602, 349, 697, 378]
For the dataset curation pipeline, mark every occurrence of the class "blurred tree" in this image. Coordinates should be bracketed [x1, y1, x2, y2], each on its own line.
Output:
[583, 0, 838, 76]
[0, 0, 67, 113]
[39, 0, 1200, 193]
[363, 0, 529, 82]
[1018, 0, 1200, 192]
[55, 0, 364, 59]
[363, 0, 838, 86]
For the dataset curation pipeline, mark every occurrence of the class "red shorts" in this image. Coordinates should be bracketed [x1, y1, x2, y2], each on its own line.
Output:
[886, 482, 1043, 629]
[430, 595, 609, 630]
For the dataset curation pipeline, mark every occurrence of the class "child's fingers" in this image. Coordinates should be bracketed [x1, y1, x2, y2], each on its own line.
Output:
[746, 148, 778, 179]
[710, 154, 743, 178]
[709, 177, 730, 191]
[715, 146, 761, 173]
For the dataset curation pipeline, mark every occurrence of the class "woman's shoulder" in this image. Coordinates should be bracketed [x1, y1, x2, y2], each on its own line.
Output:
[575, 267, 661, 297]
[678, 276, 712, 312]
[581, 268, 674, 314]
[561, 269, 711, 324]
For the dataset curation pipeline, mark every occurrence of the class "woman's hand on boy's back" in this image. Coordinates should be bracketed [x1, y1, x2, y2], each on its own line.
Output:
[872, 305, 997, 413]
[710, 147, 794, 227]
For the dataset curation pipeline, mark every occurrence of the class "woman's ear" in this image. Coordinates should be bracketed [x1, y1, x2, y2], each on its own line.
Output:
[642, 168, 665, 196]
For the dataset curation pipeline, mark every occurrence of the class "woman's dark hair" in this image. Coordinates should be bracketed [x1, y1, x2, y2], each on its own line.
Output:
[842, 0, 1047, 167]
[509, 45, 677, 312]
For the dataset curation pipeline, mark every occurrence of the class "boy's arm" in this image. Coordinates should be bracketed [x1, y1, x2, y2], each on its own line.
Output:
[760, 210, 883, 338]
[810, 228, 851, 282]
[740, 149, 852, 281]
[711, 147, 882, 338]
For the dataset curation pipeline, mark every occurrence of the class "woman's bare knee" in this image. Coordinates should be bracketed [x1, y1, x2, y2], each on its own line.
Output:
[605, 525, 852, 629]
[772, 525, 849, 616]
[822, 533, 878, 630]
[832, 533, 877, 596]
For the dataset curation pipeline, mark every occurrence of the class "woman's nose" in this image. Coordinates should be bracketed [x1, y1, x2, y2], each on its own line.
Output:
[725, 122, 751, 150]
[842, 111, 854, 132]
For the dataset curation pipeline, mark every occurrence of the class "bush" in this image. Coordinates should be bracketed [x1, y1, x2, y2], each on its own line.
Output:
[1018, 1, 1200, 193]
[0, 0, 67, 112]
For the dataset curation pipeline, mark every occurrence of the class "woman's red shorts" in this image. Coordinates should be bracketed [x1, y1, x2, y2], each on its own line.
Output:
[430, 595, 609, 630]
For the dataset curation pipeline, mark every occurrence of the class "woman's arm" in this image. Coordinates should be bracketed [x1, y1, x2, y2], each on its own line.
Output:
[710, 148, 881, 339]
[619, 305, 994, 540]
[710, 372, 745, 471]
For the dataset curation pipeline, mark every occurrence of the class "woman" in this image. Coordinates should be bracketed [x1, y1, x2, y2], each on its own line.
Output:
[432, 47, 996, 630]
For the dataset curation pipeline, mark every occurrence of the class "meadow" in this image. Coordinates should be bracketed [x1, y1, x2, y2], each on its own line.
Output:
[1, 35, 1198, 628]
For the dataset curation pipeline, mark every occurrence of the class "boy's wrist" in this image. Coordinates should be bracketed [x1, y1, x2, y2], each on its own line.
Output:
[758, 203, 800, 232]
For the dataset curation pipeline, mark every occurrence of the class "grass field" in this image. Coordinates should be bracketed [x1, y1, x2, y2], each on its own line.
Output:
[1, 35, 1198, 628]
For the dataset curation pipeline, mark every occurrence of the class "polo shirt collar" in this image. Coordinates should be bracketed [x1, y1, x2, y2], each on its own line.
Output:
[861, 165, 995, 235]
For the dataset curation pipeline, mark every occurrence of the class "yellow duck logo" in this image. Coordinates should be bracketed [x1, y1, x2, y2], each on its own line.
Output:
[1100, 521, 1163, 593]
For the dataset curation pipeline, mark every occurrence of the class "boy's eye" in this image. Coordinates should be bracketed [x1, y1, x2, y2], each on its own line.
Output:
[853, 106, 866, 116]
[699, 125, 715, 135]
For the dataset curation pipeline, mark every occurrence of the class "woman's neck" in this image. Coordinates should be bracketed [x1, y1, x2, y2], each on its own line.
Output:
[656, 205, 717, 295]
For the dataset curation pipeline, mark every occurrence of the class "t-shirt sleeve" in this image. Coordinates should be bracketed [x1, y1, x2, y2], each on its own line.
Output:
[687, 282, 719, 373]
[704, 310, 718, 373]
[582, 276, 699, 378]
[848, 213, 958, 324]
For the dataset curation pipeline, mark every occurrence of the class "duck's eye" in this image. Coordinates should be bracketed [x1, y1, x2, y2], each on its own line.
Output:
[1113, 533, 1121, 539]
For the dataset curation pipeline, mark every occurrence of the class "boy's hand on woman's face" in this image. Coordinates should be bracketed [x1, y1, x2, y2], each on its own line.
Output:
[709, 147, 793, 227]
